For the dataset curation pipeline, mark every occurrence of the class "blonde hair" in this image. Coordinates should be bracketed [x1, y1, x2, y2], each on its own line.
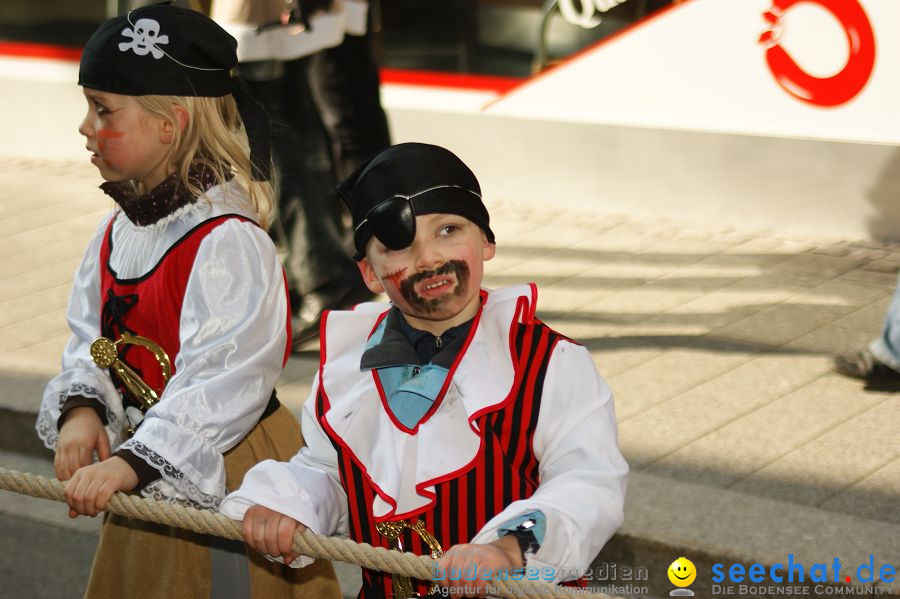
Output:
[134, 94, 275, 229]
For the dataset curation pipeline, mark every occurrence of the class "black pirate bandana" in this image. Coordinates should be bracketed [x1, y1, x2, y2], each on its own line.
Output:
[338, 143, 496, 260]
[78, 2, 271, 180]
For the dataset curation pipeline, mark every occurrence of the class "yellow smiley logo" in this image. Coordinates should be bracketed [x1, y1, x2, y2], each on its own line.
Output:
[668, 557, 697, 587]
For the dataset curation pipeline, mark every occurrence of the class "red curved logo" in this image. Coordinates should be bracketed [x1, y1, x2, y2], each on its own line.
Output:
[759, 0, 875, 107]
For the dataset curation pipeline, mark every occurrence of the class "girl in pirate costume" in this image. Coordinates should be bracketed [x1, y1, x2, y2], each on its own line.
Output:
[221, 143, 629, 598]
[35, 4, 340, 598]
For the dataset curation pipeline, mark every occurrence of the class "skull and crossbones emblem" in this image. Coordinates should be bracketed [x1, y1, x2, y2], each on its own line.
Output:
[119, 18, 169, 59]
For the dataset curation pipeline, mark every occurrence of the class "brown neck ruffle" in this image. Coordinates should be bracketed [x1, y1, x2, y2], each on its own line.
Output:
[100, 163, 223, 226]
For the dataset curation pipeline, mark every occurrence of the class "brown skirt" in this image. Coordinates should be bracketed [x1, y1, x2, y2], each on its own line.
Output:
[83, 405, 342, 599]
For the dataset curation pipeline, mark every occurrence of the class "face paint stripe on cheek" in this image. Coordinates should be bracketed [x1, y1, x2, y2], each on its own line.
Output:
[384, 267, 407, 289]
[97, 129, 124, 138]
[97, 129, 123, 153]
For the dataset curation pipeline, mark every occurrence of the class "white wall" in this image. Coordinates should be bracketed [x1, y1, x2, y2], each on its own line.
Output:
[388, 108, 900, 242]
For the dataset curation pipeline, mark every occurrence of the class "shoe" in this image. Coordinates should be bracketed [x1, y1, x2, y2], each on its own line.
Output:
[291, 275, 376, 349]
[832, 349, 900, 383]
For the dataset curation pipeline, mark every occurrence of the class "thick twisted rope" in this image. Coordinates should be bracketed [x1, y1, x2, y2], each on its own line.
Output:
[0, 467, 620, 599]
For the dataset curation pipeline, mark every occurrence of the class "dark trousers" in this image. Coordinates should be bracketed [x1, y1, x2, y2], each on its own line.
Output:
[239, 57, 355, 300]
[309, 32, 391, 183]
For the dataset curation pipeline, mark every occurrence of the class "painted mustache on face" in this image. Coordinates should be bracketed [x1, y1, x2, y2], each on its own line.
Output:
[397, 260, 470, 315]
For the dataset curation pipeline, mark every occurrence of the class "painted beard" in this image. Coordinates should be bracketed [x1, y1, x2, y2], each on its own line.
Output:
[397, 260, 470, 316]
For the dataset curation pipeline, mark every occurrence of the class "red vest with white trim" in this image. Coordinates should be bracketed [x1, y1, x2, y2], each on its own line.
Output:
[98, 213, 291, 406]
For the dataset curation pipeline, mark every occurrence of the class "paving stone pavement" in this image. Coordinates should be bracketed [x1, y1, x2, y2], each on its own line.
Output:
[1, 157, 898, 597]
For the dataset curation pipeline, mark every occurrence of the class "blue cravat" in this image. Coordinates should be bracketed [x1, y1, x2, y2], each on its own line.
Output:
[377, 364, 451, 429]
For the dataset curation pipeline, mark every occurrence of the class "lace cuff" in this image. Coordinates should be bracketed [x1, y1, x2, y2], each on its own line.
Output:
[114, 447, 163, 489]
[37, 378, 126, 450]
[58, 395, 107, 429]
[120, 440, 223, 509]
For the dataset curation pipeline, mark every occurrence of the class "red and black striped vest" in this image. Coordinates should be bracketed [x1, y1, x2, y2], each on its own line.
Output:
[316, 314, 564, 598]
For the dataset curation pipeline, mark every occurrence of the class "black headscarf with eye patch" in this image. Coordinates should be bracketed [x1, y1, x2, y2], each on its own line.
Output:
[338, 143, 496, 260]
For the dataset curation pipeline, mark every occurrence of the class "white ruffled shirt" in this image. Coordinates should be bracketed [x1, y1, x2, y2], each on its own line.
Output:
[36, 180, 289, 509]
[220, 285, 629, 582]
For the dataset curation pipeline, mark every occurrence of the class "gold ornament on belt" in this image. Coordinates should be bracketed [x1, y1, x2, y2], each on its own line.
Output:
[375, 518, 443, 598]
[91, 332, 171, 434]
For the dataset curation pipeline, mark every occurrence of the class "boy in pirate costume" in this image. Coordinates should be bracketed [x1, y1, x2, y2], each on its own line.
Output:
[221, 142, 629, 597]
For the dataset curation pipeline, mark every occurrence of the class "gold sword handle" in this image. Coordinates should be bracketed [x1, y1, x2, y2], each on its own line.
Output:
[90, 334, 172, 411]
[375, 521, 415, 598]
[119, 332, 171, 382]
[375, 519, 444, 597]
[110, 360, 161, 410]
[374, 520, 405, 540]
[409, 519, 443, 560]
[409, 519, 442, 595]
